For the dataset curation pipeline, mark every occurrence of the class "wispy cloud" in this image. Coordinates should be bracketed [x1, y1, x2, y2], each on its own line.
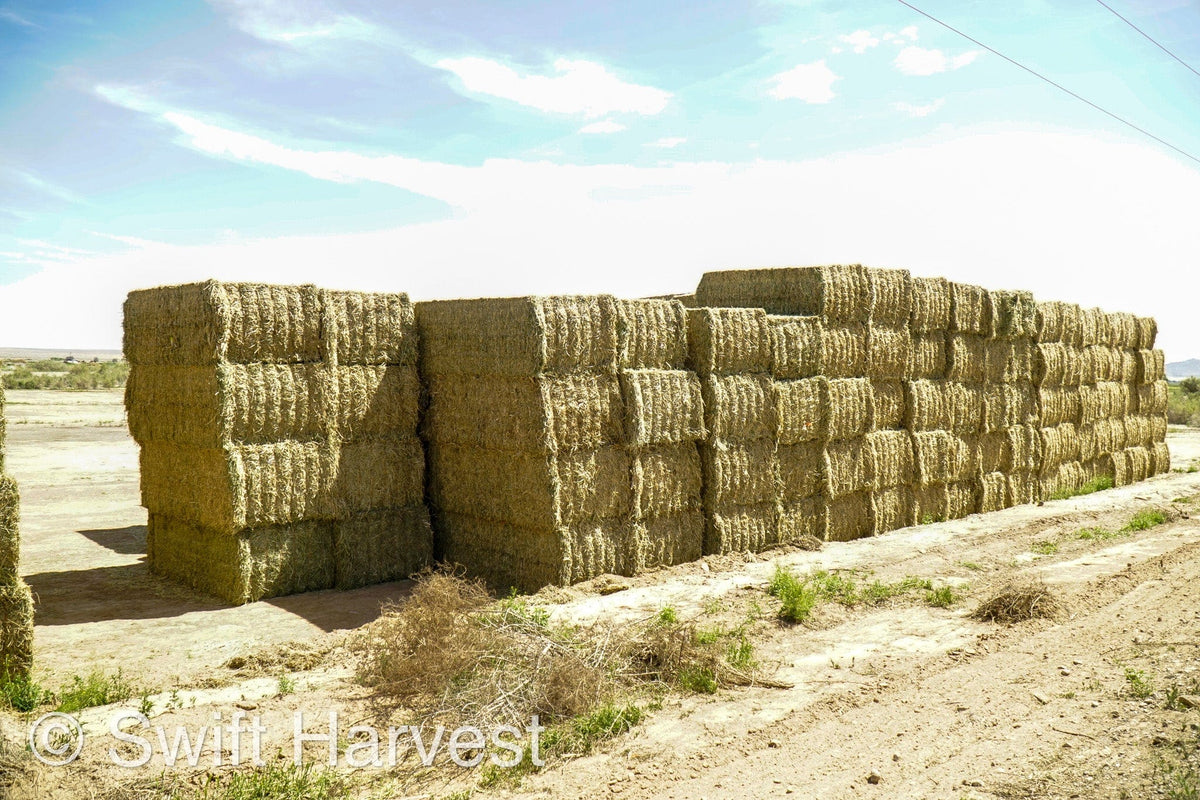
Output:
[895, 46, 978, 76]
[648, 137, 686, 149]
[579, 119, 627, 134]
[839, 30, 879, 54]
[768, 60, 838, 103]
[3, 167, 84, 204]
[435, 57, 671, 118]
[208, 0, 387, 48]
[0, 8, 36, 27]
[893, 99, 945, 117]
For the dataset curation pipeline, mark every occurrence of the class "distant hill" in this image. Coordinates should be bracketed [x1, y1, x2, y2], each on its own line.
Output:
[0, 347, 122, 362]
[1167, 359, 1200, 380]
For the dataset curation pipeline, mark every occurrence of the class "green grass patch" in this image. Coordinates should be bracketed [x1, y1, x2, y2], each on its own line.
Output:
[1124, 510, 1168, 532]
[1, 675, 46, 712]
[1168, 383, 1200, 427]
[1076, 526, 1128, 542]
[1049, 475, 1114, 501]
[2, 360, 129, 391]
[959, 561, 983, 572]
[656, 606, 678, 625]
[55, 669, 138, 713]
[193, 763, 349, 800]
[1125, 667, 1155, 699]
[768, 566, 819, 623]
[925, 585, 960, 608]
[1031, 540, 1059, 556]
[768, 566, 942, 622]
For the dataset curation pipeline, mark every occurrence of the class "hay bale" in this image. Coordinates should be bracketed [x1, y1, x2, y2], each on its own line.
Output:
[321, 289, 417, 367]
[435, 513, 567, 593]
[949, 282, 992, 336]
[1077, 424, 1098, 463]
[908, 332, 947, 380]
[1136, 350, 1166, 384]
[866, 324, 912, 380]
[827, 491, 874, 541]
[1122, 447, 1152, 484]
[0, 579, 33, 681]
[778, 496, 828, 542]
[1113, 349, 1139, 384]
[1150, 414, 1168, 444]
[983, 383, 1037, 432]
[334, 436, 427, 516]
[333, 505, 434, 589]
[147, 514, 335, 604]
[1137, 380, 1169, 416]
[820, 322, 868, 378]
[825, 437, 875, 499]
[637, 511, 704, 570]
[621, 369, 705, 447]
[910, 276, 952, 333]
[1033, 343, 1082, 386]
[1007, 470, 1038, 506]
[872, 486, 914, 534]
[978, 432, 1009, 474]
[867, 267, 913, 326]
[702, 374, 776, 442]
[695, 265, 872, 322]
[616, 299, 689, 369]
[912, 483, 950, 523]
[768, 315, 823, 379]
[1081, 382, 1126, 426]
[775, 377, 826, 444]
[331, 365, 422, 442]
[1091, 418, 1126, 457]
[1038, 386, 1082, 427]
[984, 339, 1033, 384]
[686, 307, 772, 376]
[1039, 424, 1080, 476]
[705, 504, 779, 554]
[778, 441, 827, 501]
[1123, 415, 1151, 449]
[947, 334, 986, 382]
[1105, 312, 1139, 349]
[1149, 441, 1171, 475]
[1035, 301, 1083, 345]
[417, 295, 618, 376]
[424, 373, 623, 451]
[1079, 307, 1109, 348]
[0, 475, 18, 584]
[867, 430, 914, 488]
[124, 281, 323, 366]
[1007, 424, 1042, 472]
[1080, 346, 1120, 383]
[701, 441, 779, 508]
[989, 290, 1037, 339]
[912, 431, 977, 485]
[827, 378, 873, 441]
[1134, 316, 1158, 349]
[979, 471, 1009, 513]
[633, 443, 703, 518]
[870, 380, 906, 431]
[905, 380, 953, 432]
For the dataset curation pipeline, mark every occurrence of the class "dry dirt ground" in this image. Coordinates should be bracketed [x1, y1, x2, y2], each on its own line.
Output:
[4, 388, 1200, 800]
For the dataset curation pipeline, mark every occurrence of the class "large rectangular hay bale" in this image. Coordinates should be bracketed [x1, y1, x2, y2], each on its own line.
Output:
[1149, 441, 1171, 475]
[866, 324, 912, 380]
[983, 383, 1037, 432]
[621, 369, 705, 446]
[322, 289, 417, 367]
[768, 315, 823, 379]
[687, 307, 772, 376]
[946, 480, 980, 519]
[827, 492, 874, 541]
[775, 377, 826, 444]
[334, 436, 426, 516]
[779, 496, 828, 542]
[909, 276, 952, 333]
[906, 380, 984, 435]
[1137, 381, 1169, 415]
[1079, 307, 1110, 348]
[1038, 386, 1082, 426]
[908, 331, 947, 380]
[701, 440, 779, 508]
[633, 443, 703, 518]
[867, 268, 913, 327]
[0, 579, 34, 681]
[949, 282, 992, 336]
[705, 504, 779, 554]
[1105, 312, 1139, 349]
[637, 511, 704, 570]
[871, 380, 906, 431]
[978, 431, 1009, 474]
[1007, 424, 1042, 472]
[989, 290, 1037, 339]
[616, 299, 689, 369]
[1034, 343, 1082, 386]
[695, 265, 872, 322]
[984, 339, 1033, 384]
[825, 437, 874, 499]
[778, 441, 826, 501]
[1080, 382, 1125, 426]
[912, 483, 950, 523]
[947, 334, 986, 383]
[819, 322, 868, 378]
[1035, 301, 1083, 346]
[0, 476, 18, 584]
[866, 430, 914, 488]
[1134, 317, 1158, 349]
[980, 471, 1009, 513]
[331, 365, 422, 441]
[871, 486, 914, 534]
[912, 431, 977, 485]
[1077, 424, 1098, 462]
[827, 378, 873, 441]
[1039, 424, 1080, 476]
[1007, 470, 1038, 506]
[1136, 350, 1166, 384]
[1080, 346, 1119, 384]
[333, 505, 433, 589]
[702, 374, 776, 442]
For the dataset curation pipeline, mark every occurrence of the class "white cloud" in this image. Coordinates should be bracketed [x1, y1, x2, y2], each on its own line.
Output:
[208, 0, 385, 47]
[895, 46, 979, 76]
[648, 137, 686, 149]
[768, 60, 838, 103]
[435, 57, 671, 118]
[0, 8, 35, 27]
[579, 119, 627, 135]
[839, 30, 880, 54]
[900, 25, 918, 41]
[893, 99, 945, 117]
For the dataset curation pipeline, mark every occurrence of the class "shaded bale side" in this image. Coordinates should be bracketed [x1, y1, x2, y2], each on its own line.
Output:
[1106, 450, 1131, 487]
[912, 431, 978, 485]
[1077, 424, 1098, 463]
[1122, 415, 1151, 449]
[1034, 343, 1082, 387]
[322, 289, 417, 367]
[867, 267, 913, 327]
[0, 475, 18, 584]
[1136, 350, 1166, 384]
[704, 504, 780, 555]
[1120, 447, 1152, 484]
[908, 331, 947, 380]
[775, 377, 827, 445]
[702, 374, 777, 442]
[825, 437, 875, 499]
[621, 369, 705, 447]
[124, 281, 323, 366]
[632, 443, 703, 519]
[562, 519, 640, 584]
[912, 483, 951, 523]
[870, 380, 906, 431]
[980, 471, 1010, 513]
[334, 436, 426, 517]
[910, 276, 952, 333]
[423, 372, 623, 451]
[946, 480, 980, 519]
[147, 514, 335, 605]
[695, 265, 872, 322]
[828, 378, 874, 441]
[0, 578, 33, 681]
[1038, 386, 1083, 427]
[949, 282, 993, 336]
[989, 290, 1038, 339]
[616, 298, 689, 369]
[332, 365, 422, 442]
[1039, 424, 1080, 476]
[778, 496, 828, 542]
[871, 485, 914, 534]
[827, 492, 874, 542]
[434, 512, 567, 593]
[768, 315, 823, 379]
[866, 324, 912, 380]
[1149, 441, 1171, 476]
[867, 429, 914, 488]
[946, 334, 986, 383]
[1134, 317, 1158, 350]
[416, 295, 618, 377]
[984, 339, 1034, 384]
[1007, 470, 1038, 506]
[701, 440, 779, 509]
[1137, 381, 1169, 415]
[819, 323, 868, 378]
[637, 511, 704, 570]
[1007, 424, 1042, 472]
[333, 504, 434, 589]
[978, 432, 1009, 474]
[686, 307, 772, 376]
[778, 441, 827, 501]
[1035, 301, 1084, 346]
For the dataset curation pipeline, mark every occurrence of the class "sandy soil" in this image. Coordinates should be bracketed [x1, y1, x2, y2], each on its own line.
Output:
[4, 389, 1200, 799]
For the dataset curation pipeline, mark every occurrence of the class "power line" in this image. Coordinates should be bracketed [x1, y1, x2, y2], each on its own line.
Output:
[894, 0, 1200, 168]
[1094, 0, 1200, 80]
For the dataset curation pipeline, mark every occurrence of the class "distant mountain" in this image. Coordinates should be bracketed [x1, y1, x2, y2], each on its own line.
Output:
[1167, 359, 1200, 380]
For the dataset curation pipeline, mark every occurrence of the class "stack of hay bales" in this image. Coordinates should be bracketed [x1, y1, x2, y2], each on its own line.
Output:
[1, 385, 34, 682]
[124, 282, 431, 604]
[1033, 301, 1085, 497]
[418, 295, 705, 592]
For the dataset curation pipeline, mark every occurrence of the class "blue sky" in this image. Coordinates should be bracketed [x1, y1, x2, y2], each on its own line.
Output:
[1, 0, 1198, 356]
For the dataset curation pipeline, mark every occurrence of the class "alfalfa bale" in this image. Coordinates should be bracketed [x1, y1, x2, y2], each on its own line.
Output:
[949, 282, 992, 336]
[867, 430, 914, 488]
[912, 431, 977, 485]
[695, 265, 872, 322]
[621, 369, 705, 446]
[768, 315, 823, 379]
[1106, 312, 1139, 349]
[0, 475, 18, 584]
[686, 307, 772, 376]
[1136, 350, 1166, 384]
[946, 334, 986, 383]
[1080, 346, 1119, 384]
[910, 276, 952, 333]
[702, 374, 776, 442]
[1134, 316, 1158, 349]
[984, 339, 1034, 384]
[1079, 307, 1110, 348]
[124, 281, 323, 366]
[1113, 350, 1140, 384]
[978, 432, 1009, 474]
[436, 513, 568, 593]
[825, 437, 875, 499]
[989, 290, 1038, 339]
[633, 443, 703, 518]
[827, 378, 873, 441]
[701, 440, 779, 508]
[1077, 424, 1098, 463]
[321, 289, 417, 366]
[423, 373, 623, 451]
[1007, 470, 1038, 506]
[1007, 424, 1042, 472]
[1080, 382, 1125, 426]
[334, 436, 426, 517]
[705, 504, 779, 554]
[778, 496, 827, 542]
[0, 578, 33, 681]
[980, 471, 1009, 513]
[908, 332, 947, 380]
[1035, 301, 1083, 346]
[1034, 343, 1082, 387]
[332, 365, 421, 442]
[866, 324, 912, 380]
[948, 382, 987, 436]
[983, 383, 1037, 432]
[1123, 415, 1151, 449]
[820, 323, 868, 378]
[827, 491, 874, 541]
[775, 377, 826, 444]
[1122, 447, 1152, 484]
[1149, 441, 1171, 475]
[867, 267, 913, 327]
[147, 513, 335, 604]
[1038, 386, 1082, 426]
[637, 511, 704, 570]
[416, 295, 618, 377]
[1150, 414, 1168, 444]
[871, 486, 914, 534]
[333, 505, 433, 589]
[905, 380, 954, 432]
[946, 481, 980, 519]
[1039, 424, 1080, 475]
[1137, 381, 1169, 415]
[870, 380, 906, 431]
[912, 483, 950, 523]
[778, 441, 827, 501]
[616, 298, 689, 369]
